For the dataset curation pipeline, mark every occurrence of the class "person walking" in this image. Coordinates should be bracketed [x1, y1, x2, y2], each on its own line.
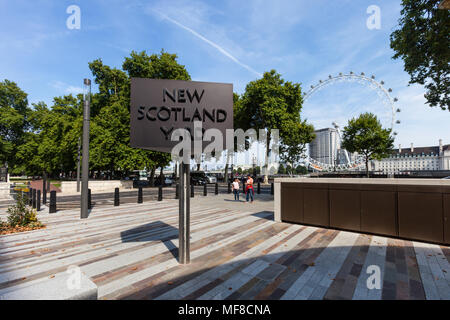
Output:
[245, 174, 254, 203]
[232, 178, 240, 201]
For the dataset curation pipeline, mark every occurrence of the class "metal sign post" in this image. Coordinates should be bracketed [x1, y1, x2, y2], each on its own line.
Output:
[76, 137, 81, 193]
[129, 78, 233, 265]
[81, 79, 91, 219]
[178, 162, 190, 264]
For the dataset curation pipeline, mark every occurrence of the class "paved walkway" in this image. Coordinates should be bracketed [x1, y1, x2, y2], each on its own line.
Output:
[28, 180, 61, 193]
[0, 195, 449, 300]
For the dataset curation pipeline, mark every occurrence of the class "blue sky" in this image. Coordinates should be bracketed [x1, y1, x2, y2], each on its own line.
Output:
[1, 0, 449, 160]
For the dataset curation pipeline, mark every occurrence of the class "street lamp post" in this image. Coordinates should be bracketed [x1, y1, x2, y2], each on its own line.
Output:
[81, 79, 91, 219]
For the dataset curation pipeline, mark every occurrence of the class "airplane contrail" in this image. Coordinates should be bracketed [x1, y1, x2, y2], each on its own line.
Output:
[154, 10, 262, 78]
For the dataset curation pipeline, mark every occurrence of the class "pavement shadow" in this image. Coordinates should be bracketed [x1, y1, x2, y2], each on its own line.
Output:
[251, 211, 274, 221]
[120, 221, 179, 261]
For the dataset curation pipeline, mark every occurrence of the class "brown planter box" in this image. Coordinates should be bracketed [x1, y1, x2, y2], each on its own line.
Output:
[329, 188, 361, 231]
[361, 190, 397, 237]
[303, 185, 329, 227]
[277, 179, 449, 245]
[398, 191, 443, 243]
[444, 193, 450, 244]
[281, 183, 304, 224]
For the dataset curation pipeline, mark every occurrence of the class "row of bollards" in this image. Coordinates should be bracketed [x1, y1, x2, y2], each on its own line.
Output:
[26, 187, 57, 213]
[26, 182, 274, 213]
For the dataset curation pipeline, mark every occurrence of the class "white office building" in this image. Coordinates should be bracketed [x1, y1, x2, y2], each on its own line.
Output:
[371, 140, 450, 173]
[309, 128, 345, 166]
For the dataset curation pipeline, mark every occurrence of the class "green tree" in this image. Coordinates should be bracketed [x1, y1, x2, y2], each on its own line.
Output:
[295, 165, 308, 175]
[16, 96, 83, 177]
[86, 50, 191, 181]
[237, 70, 310, 182]
[390, 0, 449, 110]
[279, 121, 315, 174]
[0, 80, 30, 168]
[341, 113, 394, 177]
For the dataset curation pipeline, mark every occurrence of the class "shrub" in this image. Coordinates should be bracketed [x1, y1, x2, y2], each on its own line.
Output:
[6, 192, 41, 227]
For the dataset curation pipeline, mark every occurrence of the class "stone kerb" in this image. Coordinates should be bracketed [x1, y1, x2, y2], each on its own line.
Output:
[60, 180, 133, 195]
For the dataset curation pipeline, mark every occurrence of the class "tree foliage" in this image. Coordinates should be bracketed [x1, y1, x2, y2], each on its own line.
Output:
[236, 70, 314, 176]
[0, 80, 30, 166]
[390, 0, 449, 110]
[341, 113, 394, 177]
[279, 120, 315, 170]
[1, 50, 191, 179]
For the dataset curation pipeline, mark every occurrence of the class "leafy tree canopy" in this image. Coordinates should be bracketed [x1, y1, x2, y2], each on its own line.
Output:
[390, 0, 449, 110]
[0, 80, 30, 166]
[341, 112, 394, 177]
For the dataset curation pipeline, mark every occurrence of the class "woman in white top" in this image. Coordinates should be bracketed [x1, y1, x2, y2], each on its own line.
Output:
[232, 178, 240, 201]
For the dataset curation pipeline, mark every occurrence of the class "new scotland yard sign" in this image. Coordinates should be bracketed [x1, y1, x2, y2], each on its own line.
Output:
[130, 78, 233, 153]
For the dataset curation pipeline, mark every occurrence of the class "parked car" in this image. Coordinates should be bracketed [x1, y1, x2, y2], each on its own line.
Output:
[190, 171, 207, 186]
[205, 173, 217, 184]
[442, 176, 450, 179]
[164, 176, 173, 186]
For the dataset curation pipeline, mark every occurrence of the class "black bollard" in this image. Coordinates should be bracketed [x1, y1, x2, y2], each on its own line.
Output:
[191, 184, 194, 198]
[215, 183, 218, 195]
[158, 185, 163, 201]
[138, 187, 143, 203]
[228, 182, 231, 194]
[175, 184, 179, 199]
[32, 188, 36, 209]
[204, 183, 207, 196]
[42, 180, 47, 204]
[271, 182, 274, 195]
[49, 191, 56, 213]
[37, 190, 41, 211]
[257, 182, 261, 194]
[114, 188, 120, 206]
[88, 188, 92, 210]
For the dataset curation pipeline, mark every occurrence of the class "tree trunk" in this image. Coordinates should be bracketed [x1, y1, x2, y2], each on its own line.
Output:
[160, 167, 164, 186]
[224, 150, 231, 183]
[149, 168, 155, 186]
[365, 157, 370, 178]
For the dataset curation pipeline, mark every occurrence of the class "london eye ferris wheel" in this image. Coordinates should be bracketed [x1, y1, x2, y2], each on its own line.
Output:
[300, 72, 401, 171]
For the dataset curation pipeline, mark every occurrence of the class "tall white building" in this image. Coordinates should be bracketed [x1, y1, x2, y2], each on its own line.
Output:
[371, 140, 450, 173]
[309, 128, 340, 166]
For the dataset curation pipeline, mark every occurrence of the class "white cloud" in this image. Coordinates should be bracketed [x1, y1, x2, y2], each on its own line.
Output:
[150, 8, 262, 77]
[50, 81, 84, 95]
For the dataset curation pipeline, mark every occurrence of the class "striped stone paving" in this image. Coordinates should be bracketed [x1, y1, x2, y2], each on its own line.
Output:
[0, 198, 449, 300]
